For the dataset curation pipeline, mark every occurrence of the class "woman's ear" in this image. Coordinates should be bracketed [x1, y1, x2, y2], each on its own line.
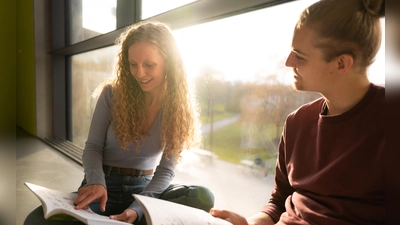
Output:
[336, 54, 354, 75]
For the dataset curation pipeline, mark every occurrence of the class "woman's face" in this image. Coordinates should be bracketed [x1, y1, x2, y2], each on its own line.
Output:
[128, 41, 166, 95]
[285, 26, 338, 94]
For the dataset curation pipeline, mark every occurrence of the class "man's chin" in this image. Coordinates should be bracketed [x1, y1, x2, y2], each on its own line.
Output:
[292, 82, 304, 92]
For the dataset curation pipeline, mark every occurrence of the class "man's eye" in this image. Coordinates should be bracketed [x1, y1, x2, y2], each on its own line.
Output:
[295, 55, 304, 60]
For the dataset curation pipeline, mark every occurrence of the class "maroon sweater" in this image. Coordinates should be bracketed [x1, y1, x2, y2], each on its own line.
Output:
[262, 83, 385, 225]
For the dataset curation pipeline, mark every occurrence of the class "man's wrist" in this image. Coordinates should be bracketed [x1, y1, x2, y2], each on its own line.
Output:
[247, 212, 274, 225]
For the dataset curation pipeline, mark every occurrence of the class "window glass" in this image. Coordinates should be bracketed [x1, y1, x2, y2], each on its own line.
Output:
[68, 0, 117, 45]
[171, 0, 321, 215]
[71, 46, 118, 147]
[141, 0, 197, 19]
[70, 0, 385, 216]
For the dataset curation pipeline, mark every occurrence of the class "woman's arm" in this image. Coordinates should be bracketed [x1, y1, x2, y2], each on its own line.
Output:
[82, 85, 113, 187]
[75, 85, 113, 211]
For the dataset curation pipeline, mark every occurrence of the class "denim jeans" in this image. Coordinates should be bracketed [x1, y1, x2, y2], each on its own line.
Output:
[24, 172, 215, 225]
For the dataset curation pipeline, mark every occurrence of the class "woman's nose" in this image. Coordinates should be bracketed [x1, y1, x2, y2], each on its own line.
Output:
[135, 66, 145, 78]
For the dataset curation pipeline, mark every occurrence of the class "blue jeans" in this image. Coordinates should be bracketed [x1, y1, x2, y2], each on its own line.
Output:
[24, 172, 214, 225]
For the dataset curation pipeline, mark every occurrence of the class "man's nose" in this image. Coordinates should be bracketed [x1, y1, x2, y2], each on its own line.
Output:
[285, 52, 295, 68]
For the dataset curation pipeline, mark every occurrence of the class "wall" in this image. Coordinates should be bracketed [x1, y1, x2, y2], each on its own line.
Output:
[0, 1, 17, 224]
[0, 0, 17, 133]
[16, 0, 36, 135]
[34, 0, 53, 139]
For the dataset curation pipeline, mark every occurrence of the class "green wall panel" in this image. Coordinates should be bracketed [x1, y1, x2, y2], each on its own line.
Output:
[16, 0, 36, 135]
[0, 1, 17, 136]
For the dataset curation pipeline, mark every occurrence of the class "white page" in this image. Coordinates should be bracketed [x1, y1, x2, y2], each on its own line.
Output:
[25, 182, 130, 225]
[134, 194, 232, 225]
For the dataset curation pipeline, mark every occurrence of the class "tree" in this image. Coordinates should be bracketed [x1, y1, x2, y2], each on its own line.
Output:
[239, 73, 320, 156]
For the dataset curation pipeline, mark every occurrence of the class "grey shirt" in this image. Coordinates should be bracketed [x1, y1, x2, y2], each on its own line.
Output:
[82, 85, 176, 218]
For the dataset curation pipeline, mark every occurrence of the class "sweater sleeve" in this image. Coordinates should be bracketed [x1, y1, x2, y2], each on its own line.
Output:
[128, 151, 176, 220]
[261, 121, 295, 223]
[82, 85, 113, 188]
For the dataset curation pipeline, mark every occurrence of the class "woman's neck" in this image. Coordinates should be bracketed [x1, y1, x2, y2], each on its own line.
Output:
[142, 92, 164, 133]
[145, 90, 164, 107]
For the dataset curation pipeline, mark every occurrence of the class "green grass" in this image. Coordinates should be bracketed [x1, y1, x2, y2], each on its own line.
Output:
[199, 103, 234, 124]
[202, 121, 279, 164]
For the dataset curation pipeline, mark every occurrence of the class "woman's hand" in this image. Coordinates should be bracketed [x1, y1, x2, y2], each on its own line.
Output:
[110, 209, 138, 224]
[210, 208, 249, 225]
[74, 184, 108, 212]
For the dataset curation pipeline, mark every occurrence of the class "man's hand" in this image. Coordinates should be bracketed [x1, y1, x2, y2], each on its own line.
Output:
[110, 209, 138, 224]
[210, 208, 249, 225]
[211, 209, 275, 225]
[74, 184, 107, 212]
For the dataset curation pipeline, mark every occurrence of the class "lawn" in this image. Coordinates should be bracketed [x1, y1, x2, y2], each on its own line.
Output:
[199, 103, 236, 124]
[201, 120, 279, 164]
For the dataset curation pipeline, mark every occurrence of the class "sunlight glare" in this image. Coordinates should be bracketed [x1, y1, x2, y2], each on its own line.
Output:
[142, 0, 197, 19]
[173, 0, 385, 86]
[82, 0, 116, 34]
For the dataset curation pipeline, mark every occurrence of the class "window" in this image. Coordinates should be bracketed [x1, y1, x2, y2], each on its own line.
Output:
[141, 0, 197, 19]
[67, 0, 117, 45]
[71, 46, 118, 147]
[67, 0, 385, 215]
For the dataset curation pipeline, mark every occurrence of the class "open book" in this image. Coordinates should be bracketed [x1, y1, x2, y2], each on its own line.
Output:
[25, 182, 232, 225]
[25, 182, 130, 225]
[133, 194, 232, 225]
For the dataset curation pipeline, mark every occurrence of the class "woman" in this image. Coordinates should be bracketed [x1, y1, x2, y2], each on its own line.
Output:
[211, 0, 385, 224]
[25, 21, 214, 224]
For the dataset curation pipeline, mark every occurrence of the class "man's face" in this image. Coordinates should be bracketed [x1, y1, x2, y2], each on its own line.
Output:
[285, 26, 338, 95]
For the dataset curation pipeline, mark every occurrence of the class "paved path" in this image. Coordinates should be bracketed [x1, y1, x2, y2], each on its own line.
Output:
[201, 114, 240, 134]
[173, 150, 274, 217]
[175, 114, 275, 217]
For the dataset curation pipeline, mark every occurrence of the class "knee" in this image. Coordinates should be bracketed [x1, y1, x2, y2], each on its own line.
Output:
[23, 206, 45, 225]
[192, 186, 215, 212]
[161, 184, 215, 212]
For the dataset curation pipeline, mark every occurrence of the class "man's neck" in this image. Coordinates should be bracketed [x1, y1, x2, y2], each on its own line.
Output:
[323, 79, 370, 116]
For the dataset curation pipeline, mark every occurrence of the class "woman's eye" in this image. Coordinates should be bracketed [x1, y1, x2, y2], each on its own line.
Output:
[130, 63, 137, 67]
[145, 64, 154, 68]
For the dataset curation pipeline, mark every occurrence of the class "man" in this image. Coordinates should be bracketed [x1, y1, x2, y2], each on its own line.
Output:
[211, 0, 385, 224]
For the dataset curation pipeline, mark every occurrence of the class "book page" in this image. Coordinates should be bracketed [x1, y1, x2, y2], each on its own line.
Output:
[25, 182, 130, 225]
[133, 194, 232, 225]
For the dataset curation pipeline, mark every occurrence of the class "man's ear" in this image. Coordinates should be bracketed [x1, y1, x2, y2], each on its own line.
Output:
[336, 54, 354, 75]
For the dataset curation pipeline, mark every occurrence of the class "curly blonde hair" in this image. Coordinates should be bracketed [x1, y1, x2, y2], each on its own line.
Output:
[110, 21, 201, 162]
